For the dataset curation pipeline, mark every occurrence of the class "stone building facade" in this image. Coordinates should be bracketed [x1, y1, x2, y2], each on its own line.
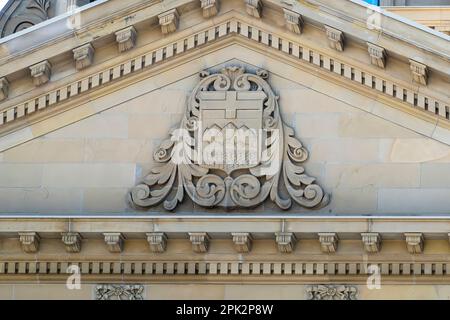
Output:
[382, 0, 450, 35]
[0, 0, 449, 300]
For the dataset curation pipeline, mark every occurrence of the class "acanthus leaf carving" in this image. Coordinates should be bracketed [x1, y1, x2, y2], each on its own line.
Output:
[129, 67, 330, 211]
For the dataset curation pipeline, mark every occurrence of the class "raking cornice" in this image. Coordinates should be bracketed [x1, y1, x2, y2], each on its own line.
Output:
[0, 2, 448, 151]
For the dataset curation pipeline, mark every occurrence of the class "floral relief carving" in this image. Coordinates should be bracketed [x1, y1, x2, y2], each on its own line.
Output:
[95, 285, 144, 300]
[306, 285, 357, 300]
[129, 66, 330, 211]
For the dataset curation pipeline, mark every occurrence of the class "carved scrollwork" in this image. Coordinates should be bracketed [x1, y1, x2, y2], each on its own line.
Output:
[129, 66, 330, 211]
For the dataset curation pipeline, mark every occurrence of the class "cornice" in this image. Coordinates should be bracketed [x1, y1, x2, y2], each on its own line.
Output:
[0, 13, 447, 151]
[0, 2, 448, 151]
[0, 0, 162, 63]
[1, 215, 450, 237]
[0, 0, 448, 69]
[2, 260, 450, 284]
[2, 216, 450, 283]
[304, 0, 450, 60]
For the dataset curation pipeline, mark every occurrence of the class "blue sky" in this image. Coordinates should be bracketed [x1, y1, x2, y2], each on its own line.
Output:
[0, 0, 7, 11]
[364, 0, 380, 4]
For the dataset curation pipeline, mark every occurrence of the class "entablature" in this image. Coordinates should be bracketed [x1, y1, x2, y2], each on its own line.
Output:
[1, 217, 450, 283]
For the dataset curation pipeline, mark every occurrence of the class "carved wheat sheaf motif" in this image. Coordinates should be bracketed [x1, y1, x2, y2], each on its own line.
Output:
[129, 67, 330, 211]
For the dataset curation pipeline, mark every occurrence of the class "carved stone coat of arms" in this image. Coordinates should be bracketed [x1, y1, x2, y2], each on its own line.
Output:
[129, 67, 329, 211]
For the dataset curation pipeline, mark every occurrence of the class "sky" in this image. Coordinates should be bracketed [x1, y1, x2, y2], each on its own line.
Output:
[364, 0, 380, 4]
[0, 0, 7, 11]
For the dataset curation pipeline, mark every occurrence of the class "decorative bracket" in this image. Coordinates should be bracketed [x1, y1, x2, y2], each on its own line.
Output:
[409, 60, 428, 85]
[62, 232, 82, 253]
[405, 233, 424, 254]
[245, 0, 262, 18]
[367, 43, 386, 69]
[283, 8, 303, 34]
[158, 9, 179, 34]
[103, 233, 125, 253]
[0, 77, 9, 101]
[325, 26, 344, 52]
[318, 233, 338, 253]
[18, 232, 40, 253]
[275, 232, 297, 253]
[30, 60, 51, 86]
[201, 0, 219, 18]
[73, 43, 94, 70]
[232, 232, 253, 253]
[146, 232, 168, 253]
[115, 26, 137, 53]
[189, 232, 210, 253]
[361, 232, 381, 253]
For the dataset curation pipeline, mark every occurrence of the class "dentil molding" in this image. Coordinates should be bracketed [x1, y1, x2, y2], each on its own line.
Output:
[0, 14, 448, 143]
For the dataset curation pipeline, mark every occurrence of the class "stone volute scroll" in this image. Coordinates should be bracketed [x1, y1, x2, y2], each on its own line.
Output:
[129, 67, 330, 211]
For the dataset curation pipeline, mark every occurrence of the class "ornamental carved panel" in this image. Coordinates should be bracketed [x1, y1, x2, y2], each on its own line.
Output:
[306, 285, 357, 300]
[95, 285, 144, 300]
[129, 66, 330, 211]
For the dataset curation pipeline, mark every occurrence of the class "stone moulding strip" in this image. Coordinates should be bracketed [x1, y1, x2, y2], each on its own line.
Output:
[0, 260, 449, 278]
[0, 15, 449, 141]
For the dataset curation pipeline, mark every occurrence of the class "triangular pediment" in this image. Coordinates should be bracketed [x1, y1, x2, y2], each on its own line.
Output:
[3, 53, 450, 216]
[0, 0, 448, 152]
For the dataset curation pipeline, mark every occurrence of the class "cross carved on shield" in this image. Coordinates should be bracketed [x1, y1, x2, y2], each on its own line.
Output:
[198, 90, 267, 130]
[129, 67, 330, 211]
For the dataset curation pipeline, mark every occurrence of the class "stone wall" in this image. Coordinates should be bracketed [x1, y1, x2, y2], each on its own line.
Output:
[2, 283, 450, 300]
